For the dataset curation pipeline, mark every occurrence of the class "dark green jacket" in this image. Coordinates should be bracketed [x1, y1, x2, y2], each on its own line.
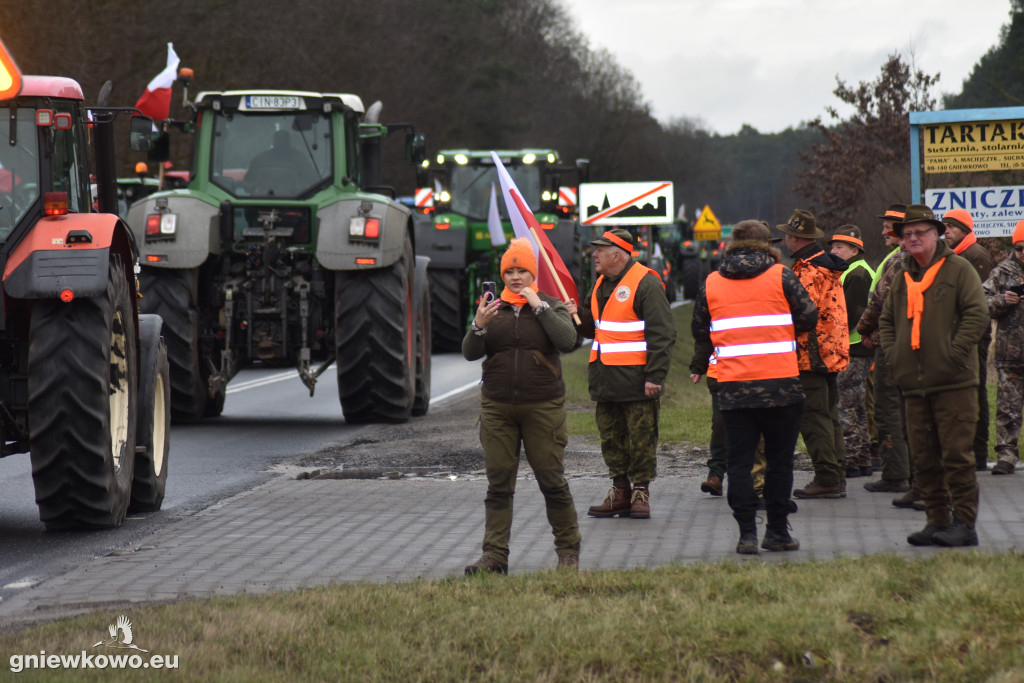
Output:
[463, 293, 576, 404]
[879, 242, 989, 397]
[576, 258, 676, 402]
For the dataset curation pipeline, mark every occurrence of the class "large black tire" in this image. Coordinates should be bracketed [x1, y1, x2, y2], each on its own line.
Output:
[412, 258, 432, 417]
[681, 257, 701, 300]
[130, 315, 170, 513]
[28, 259, 138, 529]
[428, 268, 465, 352]
[139, 268, 222, 421]
[335, 236, 416, 423]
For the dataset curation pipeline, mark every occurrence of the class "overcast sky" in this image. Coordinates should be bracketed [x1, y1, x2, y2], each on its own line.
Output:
[561, 0, 1013, 135]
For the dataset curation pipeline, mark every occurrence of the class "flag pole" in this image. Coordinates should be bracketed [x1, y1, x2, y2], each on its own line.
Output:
[530, 226, 580, 325]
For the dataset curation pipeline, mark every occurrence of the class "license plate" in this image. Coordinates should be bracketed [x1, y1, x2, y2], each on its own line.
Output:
[245, 95, 304, 110]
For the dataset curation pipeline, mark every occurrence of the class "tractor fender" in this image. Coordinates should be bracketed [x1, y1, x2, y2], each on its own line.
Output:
[4, 213, 139, 309]
[125, 194, 220, 269]
[413, 212, 467, 269]
[413, 254, 431, 321]
[315, 197, 412, 271]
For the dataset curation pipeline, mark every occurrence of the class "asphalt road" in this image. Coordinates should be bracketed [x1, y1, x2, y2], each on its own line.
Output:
[0, 353, 479, 602]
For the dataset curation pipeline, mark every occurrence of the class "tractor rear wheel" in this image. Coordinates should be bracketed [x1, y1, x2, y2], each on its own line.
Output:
[28, 259, 138, 529]
[335, 236, 415, 423]
[130, 315, 170, 512]
[427, 268, 464, 352]
[412, 259, 432, 417]
[139, 267, 220, 421]
[681, 257, 701, 300]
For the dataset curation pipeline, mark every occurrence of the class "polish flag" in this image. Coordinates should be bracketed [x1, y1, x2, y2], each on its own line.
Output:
[134, 43, 179, 121]
[489, 151, 578, 306]
[486, 183, 506, 247]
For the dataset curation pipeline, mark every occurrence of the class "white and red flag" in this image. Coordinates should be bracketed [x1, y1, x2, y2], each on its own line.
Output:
[486, 183, 506, 247]
[134, 43, 179, 121]
[489, 151, 579, 307]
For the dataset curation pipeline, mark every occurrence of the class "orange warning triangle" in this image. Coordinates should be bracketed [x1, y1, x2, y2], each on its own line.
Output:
[0, 38, 22, 100]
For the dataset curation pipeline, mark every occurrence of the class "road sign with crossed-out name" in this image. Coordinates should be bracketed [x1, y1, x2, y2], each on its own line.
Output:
[579, 182, 674, 226]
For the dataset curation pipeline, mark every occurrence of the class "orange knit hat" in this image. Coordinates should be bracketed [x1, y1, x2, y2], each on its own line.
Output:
[942, 208, 974, 232]
[1013, 220, 1024, 245]
[500, 238, 537, 278]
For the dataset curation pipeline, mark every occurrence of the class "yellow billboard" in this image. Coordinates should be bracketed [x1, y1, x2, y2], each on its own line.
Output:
[922, 119, 1024, 173]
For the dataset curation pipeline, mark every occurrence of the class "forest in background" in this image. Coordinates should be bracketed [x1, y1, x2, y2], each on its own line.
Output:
[1, 0, 1022, 259]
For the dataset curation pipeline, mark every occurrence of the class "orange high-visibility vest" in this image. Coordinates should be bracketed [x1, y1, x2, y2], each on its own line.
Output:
[705, 264, 799, 382]
[590, 261, 658, 366]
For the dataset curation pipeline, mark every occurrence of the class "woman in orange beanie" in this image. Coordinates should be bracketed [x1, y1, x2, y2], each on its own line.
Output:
[462, 238, 581, 574]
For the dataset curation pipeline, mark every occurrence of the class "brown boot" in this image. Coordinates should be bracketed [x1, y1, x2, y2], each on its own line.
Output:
[892, 486, 922, 509]
[630, 485, 651, 519]
[700, 475, 723, 496]
[464, 555, 508, 576]
[556, 553, 579, 571]
[793, 480, 842, 499]
[587, 486, 631, 518]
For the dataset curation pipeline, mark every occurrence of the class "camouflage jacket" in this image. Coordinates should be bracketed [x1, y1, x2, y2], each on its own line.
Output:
[983, 255, 1024, 366]
[791, 243, 849, 374]
[690, 241, 818, 410]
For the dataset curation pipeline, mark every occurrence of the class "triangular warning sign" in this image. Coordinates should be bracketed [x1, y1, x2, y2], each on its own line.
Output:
[0, 38, 22, 100]
[693, 204, 721, 237]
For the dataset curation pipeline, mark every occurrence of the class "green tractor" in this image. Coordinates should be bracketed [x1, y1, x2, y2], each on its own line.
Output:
[413, 149, 587, 352]
[126, 86, 431, 424]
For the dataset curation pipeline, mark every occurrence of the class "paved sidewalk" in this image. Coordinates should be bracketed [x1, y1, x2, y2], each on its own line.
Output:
[2, 471, 1023, 627]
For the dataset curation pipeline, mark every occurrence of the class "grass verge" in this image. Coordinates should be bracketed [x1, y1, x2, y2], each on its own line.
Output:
[3, 553, 1024, 681]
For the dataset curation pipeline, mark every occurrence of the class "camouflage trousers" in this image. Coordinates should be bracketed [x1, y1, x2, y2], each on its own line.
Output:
[837, 356, 872, 468]
[595, 399, 660, 485]
[995, 364, 1024, 465]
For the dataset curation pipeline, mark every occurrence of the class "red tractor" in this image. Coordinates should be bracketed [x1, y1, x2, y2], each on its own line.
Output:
[0, 41, 170, 528]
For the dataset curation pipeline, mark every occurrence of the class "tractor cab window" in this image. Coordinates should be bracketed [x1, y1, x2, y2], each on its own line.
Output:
[0, 108, 40, 241]
[49, 104, 89, 214]
[210, 110, 331, 198]
[447, 164, 541, 220]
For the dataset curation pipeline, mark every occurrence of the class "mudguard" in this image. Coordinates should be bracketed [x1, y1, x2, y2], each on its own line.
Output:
[3, 213, 137, 305]
[413, 213, 467, 269]
[315, 197, 411, 271]
[125, 193, 220, 269]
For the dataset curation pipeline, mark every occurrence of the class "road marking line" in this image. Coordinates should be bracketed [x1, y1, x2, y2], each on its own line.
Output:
[432, 380, 479, 405]
[226, 370, 301, 394]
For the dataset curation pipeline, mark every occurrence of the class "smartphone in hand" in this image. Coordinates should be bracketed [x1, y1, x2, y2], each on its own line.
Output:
[481, 281, 497, 302]
[1008, 283, 1024, 296]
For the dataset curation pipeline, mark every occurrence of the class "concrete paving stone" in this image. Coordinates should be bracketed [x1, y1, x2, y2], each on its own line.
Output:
[2, 472, 1024, 626]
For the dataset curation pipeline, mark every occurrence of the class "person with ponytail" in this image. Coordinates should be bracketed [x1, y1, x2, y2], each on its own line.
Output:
[462, 238, 581, 575]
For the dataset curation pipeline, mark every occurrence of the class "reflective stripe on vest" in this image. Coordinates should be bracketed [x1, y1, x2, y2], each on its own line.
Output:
[589, 261, 657, 365]
[705, 263, 799, 382]
[840, 258, 876, 345]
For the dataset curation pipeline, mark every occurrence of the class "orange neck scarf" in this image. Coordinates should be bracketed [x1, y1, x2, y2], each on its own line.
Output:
[953, 232, 976, 255]
[904, 257, 946, 349]
[500, 282, 539, 307]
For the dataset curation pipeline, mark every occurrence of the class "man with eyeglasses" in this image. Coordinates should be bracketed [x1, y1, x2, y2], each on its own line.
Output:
[879, 205, 989, 547]
[981, 220, 1024, 476]
[942, 209, 995, 473]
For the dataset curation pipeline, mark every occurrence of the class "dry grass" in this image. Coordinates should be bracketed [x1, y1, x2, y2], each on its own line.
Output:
[4, 553, 1024, 681]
